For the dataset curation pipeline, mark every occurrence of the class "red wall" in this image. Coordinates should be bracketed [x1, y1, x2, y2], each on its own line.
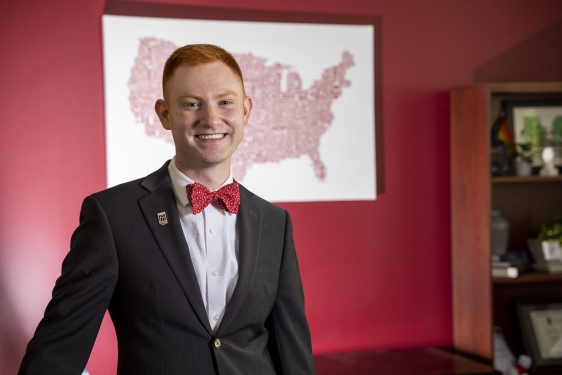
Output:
[1, 0, 561, 373]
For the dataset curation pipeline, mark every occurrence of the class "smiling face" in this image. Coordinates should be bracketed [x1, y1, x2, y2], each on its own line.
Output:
[155, 61, 252, 179]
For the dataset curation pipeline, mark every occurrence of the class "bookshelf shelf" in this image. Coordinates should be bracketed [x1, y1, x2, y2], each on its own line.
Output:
[492, 271, 562, 284]
[492, 176, 562, 184]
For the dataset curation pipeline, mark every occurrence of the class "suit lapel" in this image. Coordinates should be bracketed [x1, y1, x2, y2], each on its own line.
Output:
[218, 185, 262, 333]
[138, 162, 213, 335]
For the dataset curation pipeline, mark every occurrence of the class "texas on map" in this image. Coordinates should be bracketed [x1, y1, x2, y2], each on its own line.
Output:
[128, 37, 354, 181]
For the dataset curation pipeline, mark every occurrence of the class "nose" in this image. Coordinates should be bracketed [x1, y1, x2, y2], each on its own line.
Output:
[202, 104, 221, 127]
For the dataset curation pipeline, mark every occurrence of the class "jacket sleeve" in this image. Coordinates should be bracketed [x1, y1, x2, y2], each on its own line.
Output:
[266, 211, 315, 375]
[18, 195, 118, 375]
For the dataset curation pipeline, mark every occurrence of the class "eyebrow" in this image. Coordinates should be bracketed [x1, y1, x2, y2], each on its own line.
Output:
[179, 90, 239, 101]
[217, 90, 239, 98]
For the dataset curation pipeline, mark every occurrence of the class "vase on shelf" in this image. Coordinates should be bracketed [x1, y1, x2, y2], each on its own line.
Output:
[491, 210, 509, 255]
[514, 160, 533, 176]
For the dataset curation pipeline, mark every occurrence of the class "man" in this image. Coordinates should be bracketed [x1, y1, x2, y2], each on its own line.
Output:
[18, 44, 314, 375]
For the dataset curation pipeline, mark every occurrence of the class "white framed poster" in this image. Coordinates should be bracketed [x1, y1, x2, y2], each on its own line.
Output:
[102, 3, 377, 202]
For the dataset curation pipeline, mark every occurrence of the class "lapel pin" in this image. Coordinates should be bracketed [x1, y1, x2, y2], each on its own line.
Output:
[157, 212, 168, 225]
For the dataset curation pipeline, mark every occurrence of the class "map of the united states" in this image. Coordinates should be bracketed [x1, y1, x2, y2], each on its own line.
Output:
[128, 37, 354, 181]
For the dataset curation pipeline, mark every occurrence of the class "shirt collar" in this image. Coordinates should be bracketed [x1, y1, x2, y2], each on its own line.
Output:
[167, 156, 234, 207]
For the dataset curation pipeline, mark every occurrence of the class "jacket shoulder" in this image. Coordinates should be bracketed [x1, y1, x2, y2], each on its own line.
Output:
[239, 184, 287, 218]
[90, 161, 171, 204]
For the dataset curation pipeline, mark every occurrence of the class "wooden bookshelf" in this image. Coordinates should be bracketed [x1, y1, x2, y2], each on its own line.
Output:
[450, 82, 562, 362]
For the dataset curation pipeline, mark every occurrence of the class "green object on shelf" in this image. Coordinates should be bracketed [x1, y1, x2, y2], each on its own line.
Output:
[523, 116, 547, 147]
[552, 116, 562, 145]
[538, 215, 562, 246]
[511, 142, 539, 163]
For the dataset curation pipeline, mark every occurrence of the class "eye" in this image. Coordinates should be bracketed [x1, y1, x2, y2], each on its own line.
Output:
[219, 100, 232, 105]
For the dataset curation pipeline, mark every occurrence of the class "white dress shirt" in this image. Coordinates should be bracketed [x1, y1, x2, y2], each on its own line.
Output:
[168, 157, 239, 333]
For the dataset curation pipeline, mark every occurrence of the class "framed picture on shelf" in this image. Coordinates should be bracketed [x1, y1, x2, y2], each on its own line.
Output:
[518, 302, 562, 373]
[505, 100, 562, 167]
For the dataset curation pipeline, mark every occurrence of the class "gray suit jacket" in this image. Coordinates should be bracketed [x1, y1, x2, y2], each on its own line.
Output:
[18, 161, 314, 375]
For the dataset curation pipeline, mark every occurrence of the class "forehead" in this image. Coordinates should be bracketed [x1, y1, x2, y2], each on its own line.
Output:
[165, 61, 244, 96]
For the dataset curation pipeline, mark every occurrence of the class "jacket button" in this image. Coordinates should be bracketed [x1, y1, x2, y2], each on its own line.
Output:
[214, 338, 221, 349]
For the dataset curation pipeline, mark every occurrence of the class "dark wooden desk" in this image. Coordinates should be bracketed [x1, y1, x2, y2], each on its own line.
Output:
[314, 347, 500, 375]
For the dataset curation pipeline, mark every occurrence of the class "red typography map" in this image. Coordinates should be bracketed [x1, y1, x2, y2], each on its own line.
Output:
[128, 38, 354, 181]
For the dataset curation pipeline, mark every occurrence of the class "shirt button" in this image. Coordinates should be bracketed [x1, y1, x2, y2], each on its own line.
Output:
[210, 227, 216, 234]
[213, 314, 220, 321]
[214, 338, 221, 349]
[211, 270, 219, 277]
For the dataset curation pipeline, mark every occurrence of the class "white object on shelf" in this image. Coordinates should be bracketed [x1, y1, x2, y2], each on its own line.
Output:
[539, 146, 560, 176]
[541, 239, 562, 261]
[515, 160, 533, 176]
[528, 238, 562, 261]
[527, 238, 562, 273]
[493, 326, 516, 372]
[492, 267, 519, 278]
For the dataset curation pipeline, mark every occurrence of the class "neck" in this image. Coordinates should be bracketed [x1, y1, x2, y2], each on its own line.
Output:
[174, 159, 231, 190]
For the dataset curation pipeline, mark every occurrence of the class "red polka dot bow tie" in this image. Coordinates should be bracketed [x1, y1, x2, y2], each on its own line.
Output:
[186, 181, 240, 215]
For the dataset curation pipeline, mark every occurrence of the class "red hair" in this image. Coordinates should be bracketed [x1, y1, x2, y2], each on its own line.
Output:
[162, 44, 245, 98]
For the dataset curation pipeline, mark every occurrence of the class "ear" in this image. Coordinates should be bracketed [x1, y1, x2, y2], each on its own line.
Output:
[243, 96, 253, 126]
[155, 99, 171, 130]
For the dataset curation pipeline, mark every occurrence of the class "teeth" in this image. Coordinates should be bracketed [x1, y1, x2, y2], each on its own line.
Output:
[197, 134, 225, 140]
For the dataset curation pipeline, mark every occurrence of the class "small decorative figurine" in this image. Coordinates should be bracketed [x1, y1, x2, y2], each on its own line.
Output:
[539, 146, 559, 176]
